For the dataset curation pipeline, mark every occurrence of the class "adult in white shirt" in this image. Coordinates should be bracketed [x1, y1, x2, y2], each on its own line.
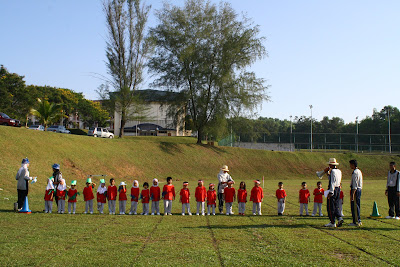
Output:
[217, 165, 234, 214]
[385, 162, 400, 219]
[323, 158, 343, 228]
[349, 159, 363, 226]
[15, 158, 34, 210]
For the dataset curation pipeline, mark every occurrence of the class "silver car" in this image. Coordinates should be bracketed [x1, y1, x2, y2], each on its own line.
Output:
[46, 125, 71, 134]
[88, 127, 114, 138]
[28, 125, 45, 131]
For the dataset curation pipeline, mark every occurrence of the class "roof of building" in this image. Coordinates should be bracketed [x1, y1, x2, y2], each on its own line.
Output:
[124, 123, 175, 132]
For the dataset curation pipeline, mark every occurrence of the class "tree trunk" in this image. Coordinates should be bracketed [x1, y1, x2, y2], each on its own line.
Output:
[197, 128, 202, 144]
[119, 110, 126, 138]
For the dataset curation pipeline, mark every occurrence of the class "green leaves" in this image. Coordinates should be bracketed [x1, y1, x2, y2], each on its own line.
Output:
[31, 99, 62, 129]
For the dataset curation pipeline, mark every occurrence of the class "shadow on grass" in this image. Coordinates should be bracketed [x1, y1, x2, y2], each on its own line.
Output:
[184, 224, 307, 229]
[159, 142, 183, 155]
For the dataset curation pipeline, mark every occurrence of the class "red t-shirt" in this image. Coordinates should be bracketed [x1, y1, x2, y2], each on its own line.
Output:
[107, 185, 118, 201]
[195, 186, 207, 202]
[56, 189, 66, 200]
[224, 187, 236, 203]
[340, 191, 344, 199]
[44, 189, 54, 201]
[131, 187, 140, 202]
[299, 189, 310, 204]
[276, 189, 287, 200]
[150, 186, 161, 201]
[141, 188, 150, 203]
[163, 184, 176, 200]
[67, 189, 78, 203]
[237, 188, 247, 203]
[97, 192, 107, 203]
[313, 188, 324, 203]
[180, 188, 190, 203]
[83, 186, 94, 201]
[119, 187, 127, 201]
[207, 190, 216, 205]
[250, 186, 264, 203]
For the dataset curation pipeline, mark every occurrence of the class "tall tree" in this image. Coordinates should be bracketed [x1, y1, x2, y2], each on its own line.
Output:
[31, 99, 62, 129]
[103, 0, 152, 137]
[149, 0, 269, 143]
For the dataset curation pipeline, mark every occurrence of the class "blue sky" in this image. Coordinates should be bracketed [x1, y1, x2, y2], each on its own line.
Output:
[1, 0, 399, 123]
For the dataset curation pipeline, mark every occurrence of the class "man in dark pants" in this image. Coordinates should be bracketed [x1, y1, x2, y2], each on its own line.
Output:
[217, 165, 233, 214]
[15, 158, 33, 210]
[385, 162, 400, 220]
[349, 159, 363, 226]
[324, 158, 343, 228]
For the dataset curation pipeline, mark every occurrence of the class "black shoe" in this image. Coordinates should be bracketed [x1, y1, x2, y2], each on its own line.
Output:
[337, 219, 344, 227]
[278, 213, 282, 216]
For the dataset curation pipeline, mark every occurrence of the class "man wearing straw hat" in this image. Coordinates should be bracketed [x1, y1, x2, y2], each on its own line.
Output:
[323, 158, 344, 227]
[217, 165, 234, 214]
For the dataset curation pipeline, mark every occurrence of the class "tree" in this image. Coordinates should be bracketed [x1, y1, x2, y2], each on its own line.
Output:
[149, 0, 269, 143]
[31, 99, 62, 129]
[103, 0, 152, 137]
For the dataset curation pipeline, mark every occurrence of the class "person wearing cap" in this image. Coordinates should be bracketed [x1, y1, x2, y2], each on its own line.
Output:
[250, 180, 263, 215]
[195, 180, 207, 216]
[129, 180, 140, 215]
[348, 160, 363, 226]
[180, 182, 192, 215]
[217, 165, 234, 214]
[207, 183, 217, 215]
[97, 179, 107, 214]
[15, 158, 34, 211]
[83, 178, 96, 214]
[107, 178, 118, 215]
[67, 180, 79, 214]
[150, 178, 161, 215]
[51, 163, 62, 207]
[323, 158, 343, 227]
[44, 177, 55, 213]
[118, 182, 128, 215]
[56, 178, 67, 214]
[385, 162, 400, 220]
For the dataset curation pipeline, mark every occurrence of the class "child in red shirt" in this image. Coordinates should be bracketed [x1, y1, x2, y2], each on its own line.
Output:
[299, 182, 310, 216]
[312, 181, 324, 217]
[44, 177, 54, 213]
[224, 180, 236, 215]
[141, 182, 150, 215]
[276, 182, 287, 216]
[207, 183, 217, 215]
[56, 178, 67, 214]
[107, 178, 118, 215]
[83, 178, 96, 214]
[250, 180, 264, 215]
[119, 182, 127, 215]
[150, 178, 161, 215]
[96, 179, 107, 214]
[195, 180, 207, 216]
[129, 180, 140, 215]
[67, 180, 79, 214]
[180, 181, 192, 215]
[237, 181, 247, 216]
[163, 177, 175, 215]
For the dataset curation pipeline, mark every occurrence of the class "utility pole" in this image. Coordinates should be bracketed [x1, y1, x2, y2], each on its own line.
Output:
[356, 116, 359, 153]
[388, 108, 392, 153]
[309, 105, 313, 152]
[290, 115, 293, 152]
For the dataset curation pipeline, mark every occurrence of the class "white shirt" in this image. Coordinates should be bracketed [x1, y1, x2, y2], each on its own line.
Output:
[387, 170, 400, 191]
[350, 168, 363, 190]
[329, 168, 342, 193]
[217, 170, 233, 193]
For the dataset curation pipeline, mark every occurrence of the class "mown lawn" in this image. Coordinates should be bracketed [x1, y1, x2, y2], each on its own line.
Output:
[1, 179, 398, 266]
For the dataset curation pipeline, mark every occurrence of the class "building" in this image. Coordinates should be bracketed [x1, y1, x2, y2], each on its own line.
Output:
[112, 89, 191, 137]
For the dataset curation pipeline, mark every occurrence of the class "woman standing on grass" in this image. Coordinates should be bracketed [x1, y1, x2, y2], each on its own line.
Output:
[15, 158, 34, 211]
[51, 163, 62, 207]
[217, 165, 234, 214]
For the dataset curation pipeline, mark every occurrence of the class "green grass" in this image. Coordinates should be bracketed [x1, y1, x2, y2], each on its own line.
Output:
[1, 126, 400, 266]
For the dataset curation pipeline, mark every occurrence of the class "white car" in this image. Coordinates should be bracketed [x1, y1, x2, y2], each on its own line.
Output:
[46, 125, 71, 134]
[28, 125, 45, 131]
[88, 127, 114, 138]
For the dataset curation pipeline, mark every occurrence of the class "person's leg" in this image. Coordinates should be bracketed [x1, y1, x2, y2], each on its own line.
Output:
[48, 201, 53, 213]
[356, 189, 362, 222]
[151, 201, 155, 214]
[123, 201, 126, 214]
[218, 193, 224, 213]
[327, 196, 334, 224]
[196, 202, 200, 215]
[17, 189, 23, 209]
[351, 197, 356, 223]
[58, 200, 61, 213]
[395, 192, 400, 218]
[212, 204, 215, 214]
[156, 201, 160, 214]
[318, 203, 322, 216]
[45, 201, 49, 213]
[305, 204, 309, 215]
[299, 203, 303, 215]
[201, 202, 205, 215]
[73, 202, 76, 214]
[188, 203, 191, 215]
[207, 205, 210, 215]
[258, 203, 262, 215]
[282, 200, 285, 214]
[182, 204, 185, 214]
[333, 188, 342, 224]
[68, 202, 72, 214]
[312, 202, 317, 216]
[252, 202, 256, 214]
[90, 200, 94, 213]
[133, 201, 138, 214]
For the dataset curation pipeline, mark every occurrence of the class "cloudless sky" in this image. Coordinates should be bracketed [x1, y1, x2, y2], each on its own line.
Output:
[1, 0, 399, 123]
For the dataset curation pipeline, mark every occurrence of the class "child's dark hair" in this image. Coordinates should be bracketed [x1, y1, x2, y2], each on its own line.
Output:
[143, 182, 149, 187]
[183, 181, 188, 184]
[167, 176, 172, 182]
[317, 181, 321, 185]
[110, 178, 115, 183]
[349, 159, 358, 167]
[301, 181, 307, 186]
[278, 182, 283, 186]
[240, 181, 246, 190]
[390, 161, 396, 166]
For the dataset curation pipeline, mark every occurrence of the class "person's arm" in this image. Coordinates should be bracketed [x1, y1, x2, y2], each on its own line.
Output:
[397, 172, 400, 196]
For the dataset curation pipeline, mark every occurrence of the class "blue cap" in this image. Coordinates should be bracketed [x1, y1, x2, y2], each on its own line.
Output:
[21, 158, 29, 164]
[52, 163, 60, 170]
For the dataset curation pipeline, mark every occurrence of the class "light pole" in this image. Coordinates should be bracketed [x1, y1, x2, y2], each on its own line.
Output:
[356, 116, 359, 153]
[309, 105, 313, 152]
[290, 115, 293, 151]
[387, 108, 392, 153]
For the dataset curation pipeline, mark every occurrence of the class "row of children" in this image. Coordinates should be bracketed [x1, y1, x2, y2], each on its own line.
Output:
[44, 176, 265, 215]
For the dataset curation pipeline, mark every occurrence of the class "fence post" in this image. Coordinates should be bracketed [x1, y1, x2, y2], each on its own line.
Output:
[370, 135, 372, 153]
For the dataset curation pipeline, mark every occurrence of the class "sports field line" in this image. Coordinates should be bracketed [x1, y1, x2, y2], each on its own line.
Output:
[133, 215, 164, 262]
[206, 216, 224, 267]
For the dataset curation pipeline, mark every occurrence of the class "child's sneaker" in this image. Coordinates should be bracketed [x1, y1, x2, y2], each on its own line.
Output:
[253, 213, 256, 216]
[212, 213, 215, 216]
[157, 213, 160, 215]
[73, 212, 75, 214]
[134, 212, 137, 215]
[385, 216, 395, 219]
[226, 213, 230, 216]
[151, 213, 155, 215]
[320, 214, 323, 216]
[84, 212, 87, 214]
[311, 214, 315, 216]
[168, 213, 172, 215]
[201, 213, 205, 216]
[109, 212, 112, 215]
[196, 213, 199, 216]
[324, 222, 336, 227]
[164, 213, 167, 216]
[188, 213, 192, 216]
[182, 213, 185, 216]
[68, 212, 71, 214]
[207, 213, 210, 216]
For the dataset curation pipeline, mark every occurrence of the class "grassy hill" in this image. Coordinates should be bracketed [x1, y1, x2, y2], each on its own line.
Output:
[1, 126, 398, 193]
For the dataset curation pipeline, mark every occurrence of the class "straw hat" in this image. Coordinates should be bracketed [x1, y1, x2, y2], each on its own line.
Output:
[327, 158, 339, 166]
[221, 165, 229, 172]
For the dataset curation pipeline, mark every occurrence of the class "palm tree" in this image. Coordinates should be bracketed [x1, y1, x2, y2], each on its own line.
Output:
[31, 99, 62, 130]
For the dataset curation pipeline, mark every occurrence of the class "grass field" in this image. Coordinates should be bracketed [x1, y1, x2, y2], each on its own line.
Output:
[1, 126, 400, 266]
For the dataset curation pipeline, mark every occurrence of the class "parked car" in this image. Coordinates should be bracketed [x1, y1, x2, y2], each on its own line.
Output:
[28, 125, 45, 131]
[46, 125, 71, 134]
[0, 112, 21, 127]
[88, 127, 114, 138]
